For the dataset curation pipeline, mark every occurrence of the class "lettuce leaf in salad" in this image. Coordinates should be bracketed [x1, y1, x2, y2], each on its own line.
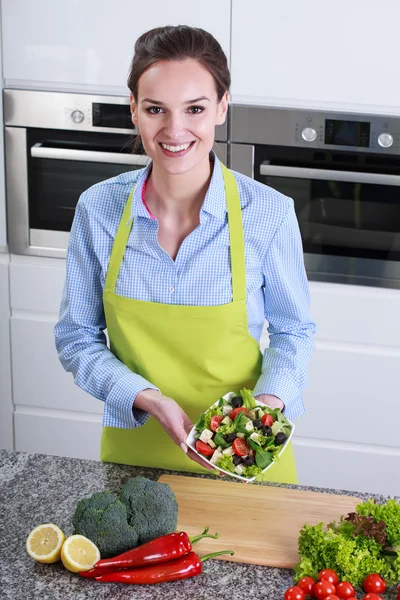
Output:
[255, 446, 274, 470]
[216, 454, 236, 474]
[239, 388, 257, 410]
[195, 405, 224, 433]
[217, 421, 236, 435]
[242, 464, 263, 479]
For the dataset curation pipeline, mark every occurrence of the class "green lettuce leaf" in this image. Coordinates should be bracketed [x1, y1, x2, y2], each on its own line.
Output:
[216, 454, 236, 473]
[239, 388, 257, 410]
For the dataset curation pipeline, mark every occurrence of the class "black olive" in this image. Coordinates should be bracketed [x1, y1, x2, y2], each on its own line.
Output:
[224, 433, 237, 443]
[243, 455, 255, 466]
[275, 432, 287, 446]
[231, 396, 243, 408]
[262, 426, 272, 437]
[232, 455, 242, 466]
[252, 419, 264, 430]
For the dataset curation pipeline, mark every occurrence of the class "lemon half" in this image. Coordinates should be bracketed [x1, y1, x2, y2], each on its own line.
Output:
[26, 523, 66, 564]
[61, 534, 100, 573]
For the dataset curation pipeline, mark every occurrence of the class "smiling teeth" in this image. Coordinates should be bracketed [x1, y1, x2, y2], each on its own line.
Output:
[161, 143, 191, 152]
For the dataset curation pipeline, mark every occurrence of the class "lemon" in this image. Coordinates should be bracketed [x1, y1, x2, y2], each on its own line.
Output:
[61, 534, 100, 573]
[26, 523, 66, 564]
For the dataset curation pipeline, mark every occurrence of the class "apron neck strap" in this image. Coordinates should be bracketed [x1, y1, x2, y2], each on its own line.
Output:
[105, 162, 246, 303]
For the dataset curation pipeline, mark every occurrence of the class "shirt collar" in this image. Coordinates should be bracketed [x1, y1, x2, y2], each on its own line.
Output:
[129, 152, 227, 223]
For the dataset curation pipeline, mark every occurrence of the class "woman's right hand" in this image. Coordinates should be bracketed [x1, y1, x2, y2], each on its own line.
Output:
[134, 389, 214, 471]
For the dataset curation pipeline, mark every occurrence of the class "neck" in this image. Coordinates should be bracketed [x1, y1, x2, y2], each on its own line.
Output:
[147, 154, 213, 218]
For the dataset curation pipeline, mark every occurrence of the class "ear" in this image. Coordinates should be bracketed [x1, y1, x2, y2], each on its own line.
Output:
[130, 92, 138, 126]
[216, 91, 229, 125]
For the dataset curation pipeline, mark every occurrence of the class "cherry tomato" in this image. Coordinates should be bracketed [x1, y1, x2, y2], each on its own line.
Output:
[336, 581, 355, 599]
[195, 440, 214, 457]
[232, 437, 251, 457]
[210, 415, 223, 432]
[318, 569, 339, 585]
[325, 596, 340, 600]
[230, 406, 247, 420]
[363, 574, 386, 595]
[284, 586, 305, 600]
[314, 581, 336, 600]
[297, 576, 315, 596]
[261, 413, 274, 427]
[362, 594, 382, 600]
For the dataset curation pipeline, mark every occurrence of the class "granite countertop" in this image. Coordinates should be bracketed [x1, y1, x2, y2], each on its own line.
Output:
[1, 449, 399, 600]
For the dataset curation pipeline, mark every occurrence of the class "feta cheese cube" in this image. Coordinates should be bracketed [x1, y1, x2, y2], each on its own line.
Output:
[222, 405, 232, 416]
[221, 416, 233, 426]
[207, 438, 216, 449]
[236, 432, 246, 439]
[210, 450, 223, 465]
[244, 420, 254, 432]
[235, 463, 245, 475]
[199, 428, 213, 443]
[249, 432, 261, 445]
[222, 446, 234, 456]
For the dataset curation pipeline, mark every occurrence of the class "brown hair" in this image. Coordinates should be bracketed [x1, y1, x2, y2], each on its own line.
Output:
[127, 25, 230, 102]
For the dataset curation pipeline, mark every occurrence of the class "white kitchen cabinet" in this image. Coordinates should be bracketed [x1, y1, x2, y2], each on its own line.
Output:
[1, 0, 231, 95]
[0, 18, 7, 250]
[0, 256, 13, 449]
[231, 0, 400, 114]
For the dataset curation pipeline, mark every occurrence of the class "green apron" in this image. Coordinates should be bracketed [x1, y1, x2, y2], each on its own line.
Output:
[100, 162, 298, 484]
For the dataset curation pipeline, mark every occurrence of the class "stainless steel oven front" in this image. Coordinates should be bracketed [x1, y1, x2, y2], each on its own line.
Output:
[4, 89, 228, 258]
[230, 105, 400, 289]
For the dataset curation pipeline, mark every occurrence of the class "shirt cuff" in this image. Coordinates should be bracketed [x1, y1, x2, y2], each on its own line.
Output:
[105, 373, 159, 429]
[253, 371, 306, 422]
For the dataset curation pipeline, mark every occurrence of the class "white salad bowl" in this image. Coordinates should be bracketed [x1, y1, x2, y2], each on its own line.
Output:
[186, 391, 295, 482]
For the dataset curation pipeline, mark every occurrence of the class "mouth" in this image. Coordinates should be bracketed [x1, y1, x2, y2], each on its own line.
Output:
[159, 141, 196, 158]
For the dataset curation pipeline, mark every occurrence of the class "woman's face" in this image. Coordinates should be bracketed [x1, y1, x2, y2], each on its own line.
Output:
[130, 59, 228, 176]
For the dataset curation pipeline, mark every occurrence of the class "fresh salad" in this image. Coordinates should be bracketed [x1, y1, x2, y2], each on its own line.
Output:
[193, 388, 292, 479]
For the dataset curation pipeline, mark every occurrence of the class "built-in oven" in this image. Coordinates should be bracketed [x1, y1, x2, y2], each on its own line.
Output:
[230, 105, 400, 289]
[4, 89, 228, 258]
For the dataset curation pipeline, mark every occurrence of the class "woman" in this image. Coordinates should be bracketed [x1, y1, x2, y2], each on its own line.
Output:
[54, 25, 315, 484]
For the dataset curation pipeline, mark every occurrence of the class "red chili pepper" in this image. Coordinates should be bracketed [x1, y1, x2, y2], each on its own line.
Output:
[80, 527, 219, 579]
[94, 550, 234, 585]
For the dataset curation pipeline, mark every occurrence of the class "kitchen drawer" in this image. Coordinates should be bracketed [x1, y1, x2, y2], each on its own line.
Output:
[0, 258, 13, 449]
[11, 317, 103, 415]
[10, 259, 66, 314]
[14, 411, 102, 461]
[294, 438, 400, 496]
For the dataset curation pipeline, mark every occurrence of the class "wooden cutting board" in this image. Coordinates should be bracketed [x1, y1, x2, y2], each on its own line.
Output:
[159, 474, 360, 568]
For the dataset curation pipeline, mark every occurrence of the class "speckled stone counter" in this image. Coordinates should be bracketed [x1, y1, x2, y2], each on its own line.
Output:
[1, 449, 399, 600]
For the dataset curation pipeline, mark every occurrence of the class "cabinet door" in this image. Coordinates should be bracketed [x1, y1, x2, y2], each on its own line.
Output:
[231, 0, 400, 113]
[0, 258, 13, 449]
[0, 30, 6, 250]
[2, 0, 231, 93]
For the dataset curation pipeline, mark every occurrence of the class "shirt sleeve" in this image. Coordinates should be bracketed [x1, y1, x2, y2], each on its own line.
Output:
[54, 198, 158, 429]
[253, 198, 316, 421]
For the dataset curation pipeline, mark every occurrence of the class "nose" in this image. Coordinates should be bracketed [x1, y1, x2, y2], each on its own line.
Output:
[162, 112, 187, 140]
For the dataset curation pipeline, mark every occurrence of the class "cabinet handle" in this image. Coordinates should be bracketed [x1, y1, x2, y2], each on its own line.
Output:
[260, 163, 400, 186]
[30, 143, 150, 166]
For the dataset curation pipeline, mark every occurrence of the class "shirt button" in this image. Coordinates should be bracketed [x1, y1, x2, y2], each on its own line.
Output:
[169, 286, 175, 294]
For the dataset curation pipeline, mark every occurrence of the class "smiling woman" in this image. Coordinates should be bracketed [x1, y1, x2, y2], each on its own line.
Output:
[54, 25, 316, 483]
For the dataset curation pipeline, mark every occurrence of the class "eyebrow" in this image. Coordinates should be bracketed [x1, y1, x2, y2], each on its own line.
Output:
[141, 96, 210, 105]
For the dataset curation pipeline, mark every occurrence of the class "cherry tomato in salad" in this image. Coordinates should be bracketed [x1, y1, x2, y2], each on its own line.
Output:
[230, 407, 247, 421]
[283, 586, 305, 600]
[195, 440, 214, 457]
[336, 581, 355, 599]
[210, 415, 223, 432]
[324, 596, 340, 600]
[261, 413, 274, 427]
[318, 569, 339, 585]
[314, 581, 336, 600]
[232, 437, 251, 457]
[363, 574, 386, 595]
[297, 576, 315, 596]
[362, 594, 383, 600]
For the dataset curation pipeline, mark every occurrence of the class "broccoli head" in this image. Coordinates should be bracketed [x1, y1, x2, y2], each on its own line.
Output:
[72, 490, 139, 558]
[119, 476, 178, 544]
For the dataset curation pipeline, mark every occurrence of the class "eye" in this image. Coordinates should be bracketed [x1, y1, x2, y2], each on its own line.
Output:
[146, 106, 164, 115]
[188, 106, 204, 114]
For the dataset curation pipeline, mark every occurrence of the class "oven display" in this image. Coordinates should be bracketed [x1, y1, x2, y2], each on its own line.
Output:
[325, 119, 370, 148]
[92, 103, 133, 130]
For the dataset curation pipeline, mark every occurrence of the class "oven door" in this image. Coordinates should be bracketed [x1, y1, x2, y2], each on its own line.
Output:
[231, 143, 400, 289]
[5, 127, 149, 257]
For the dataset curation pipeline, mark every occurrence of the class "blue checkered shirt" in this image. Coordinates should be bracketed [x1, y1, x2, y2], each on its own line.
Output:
[54, 157, 315, 429]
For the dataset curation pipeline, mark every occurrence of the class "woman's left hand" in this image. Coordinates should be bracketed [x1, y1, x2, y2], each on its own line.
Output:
[255, 393, 284, 411]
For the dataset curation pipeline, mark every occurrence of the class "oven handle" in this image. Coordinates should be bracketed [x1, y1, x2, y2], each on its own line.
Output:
[260, 164, 400, 186]
[30, 143, 150, 166]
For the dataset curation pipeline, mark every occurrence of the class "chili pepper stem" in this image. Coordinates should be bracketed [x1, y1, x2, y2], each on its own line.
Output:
[200, 550, 234, 562]
[189, 527, 220, 544]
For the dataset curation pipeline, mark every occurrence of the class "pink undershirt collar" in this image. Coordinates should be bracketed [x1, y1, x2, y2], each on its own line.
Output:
[141, 178, 156, 220]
